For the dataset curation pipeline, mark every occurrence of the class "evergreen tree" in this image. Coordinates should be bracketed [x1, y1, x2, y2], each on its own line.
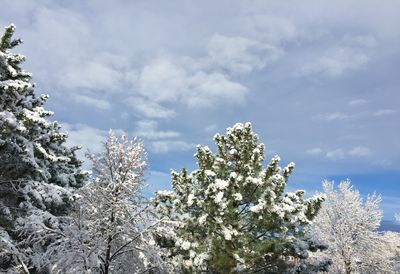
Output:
[0, 24, 86, 273]
[155, 122, 325, 273]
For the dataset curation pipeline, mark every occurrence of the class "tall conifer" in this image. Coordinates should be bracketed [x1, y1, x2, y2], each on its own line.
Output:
[0, 24, 86, 273]
[155, 122, 325, 273]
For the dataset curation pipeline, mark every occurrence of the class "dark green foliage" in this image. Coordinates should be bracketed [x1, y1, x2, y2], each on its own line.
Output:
[0, 24, 86, 273]
[155, 123, 325, 273]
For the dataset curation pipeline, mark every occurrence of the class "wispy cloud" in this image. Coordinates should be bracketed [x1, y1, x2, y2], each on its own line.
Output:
[72, 93, 112, 110]
[62, 123, 108, 155]
[63, 61, 124, 91]
[317, 109, 396, 121]
[135, 120, 180, 140]
[301, 47, 369, 77]
[326, 149, 346, 160]
[325, 146, 372, 160]
[127, 97, 176, 119]
[207, 34, 283, 74]
[133, 120, 195, 154]
[135, 57, 248, 111]
[299, 35, 375, 77]
[239, 14, 298, 44]
[349, 99, 368, 106]
[306, 148, 323, 156]
[373, 109, 397, 116]
[149, 140, 194, 154]
[348, 146, 372, 157]
[320, 112, 350, 121]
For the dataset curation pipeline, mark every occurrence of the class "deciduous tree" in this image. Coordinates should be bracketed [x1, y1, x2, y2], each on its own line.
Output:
[312, 180, 396, 273]
[46, 131, 167, 274]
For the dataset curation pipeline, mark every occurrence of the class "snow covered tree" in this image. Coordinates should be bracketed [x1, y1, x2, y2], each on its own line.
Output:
[155, 122, 325, 273]
[46, 131, 168, 274]
[311, 180, 396, 273]
[381, 231, 400, 274]
[0, 24, 86, 273]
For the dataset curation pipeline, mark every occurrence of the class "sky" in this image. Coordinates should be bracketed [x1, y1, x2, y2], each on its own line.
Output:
[1, 0, 399, 219]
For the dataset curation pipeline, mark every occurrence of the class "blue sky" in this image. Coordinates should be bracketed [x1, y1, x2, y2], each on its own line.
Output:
[1, 0, 399, 219]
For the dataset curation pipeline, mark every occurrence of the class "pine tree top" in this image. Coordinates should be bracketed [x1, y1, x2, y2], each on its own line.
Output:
[0, 24, 22, 52]
[155, 122, 325, 273]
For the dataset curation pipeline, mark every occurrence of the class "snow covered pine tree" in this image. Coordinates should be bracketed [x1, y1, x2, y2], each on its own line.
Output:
[0, 24, 86, 273]
[155, 122, 326, 273]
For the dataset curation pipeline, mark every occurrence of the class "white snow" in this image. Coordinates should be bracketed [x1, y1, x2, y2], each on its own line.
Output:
[215, 179, 229, 190]
[205, 170, 216, 177]
[233, 193, 243, 201]
[187, 193, 195, 206]
[214, 191, 224, 203]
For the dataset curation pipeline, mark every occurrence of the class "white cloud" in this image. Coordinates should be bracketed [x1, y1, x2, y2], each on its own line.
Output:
[300, 34, 376, 77]
[349, 99, 368, 106]
[373, 109, 397, 116]
[63, 61, 124, 91]
[128, 97, 176, 119]
[136, 58, 248, 110]
[149, 140, 194, 154]
[11, 4, 129, 94]
[325, 146, 372, 161]
[301, 47, 369, 77]
[185, 71, 247, 107]
[320, 112, 350, 121]
[207, 34, 283, 74]
[338, 134, 366, 141]
[240, 14, 298, 44]
[306, 148, 322, 155]
[326, 149, 345, 160]
[135, 120, 180, 140]
[342, 34, 377, 48]
[133, 120, 194, 154]
[72, 93, 111, 110]
[137, 58, 187, 103]
[61, 123, 108, 164]
[317, 108, 398, 122]
[317, 111, 373, 121]
[348, 146, 372, 157]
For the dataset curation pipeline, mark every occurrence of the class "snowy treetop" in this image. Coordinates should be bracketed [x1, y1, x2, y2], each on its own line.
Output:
[155, 122, 324, 272]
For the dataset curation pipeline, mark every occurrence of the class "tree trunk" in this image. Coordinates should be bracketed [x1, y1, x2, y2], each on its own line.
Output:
[16, 255, 30, 274]
[104, 235, 112, 274]
[344, 260, 352, 274]
[104, 188, 116, 274]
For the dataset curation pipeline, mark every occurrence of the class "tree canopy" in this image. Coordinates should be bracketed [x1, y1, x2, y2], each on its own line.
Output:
[155, 122, 325, 273]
